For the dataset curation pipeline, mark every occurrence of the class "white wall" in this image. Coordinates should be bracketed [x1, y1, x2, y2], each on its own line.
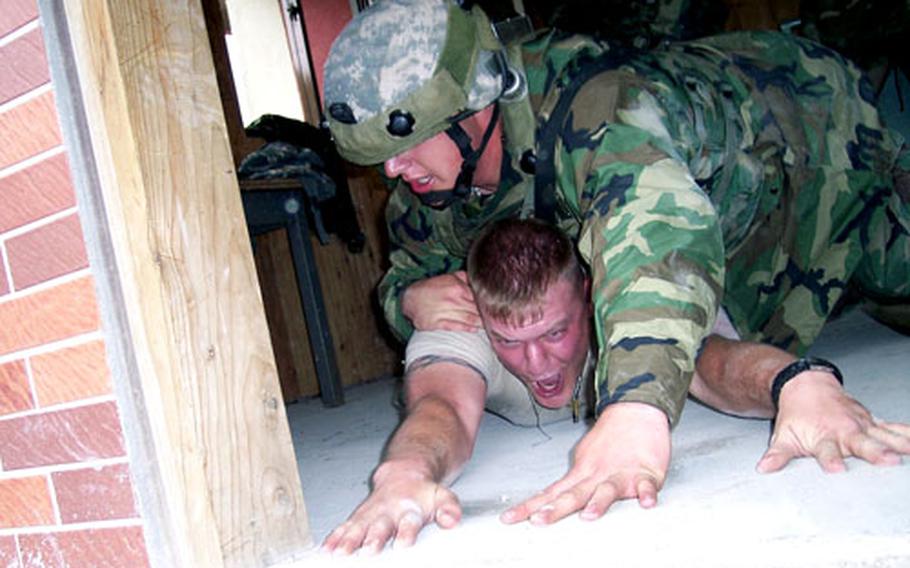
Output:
[224, 0, 306, 126]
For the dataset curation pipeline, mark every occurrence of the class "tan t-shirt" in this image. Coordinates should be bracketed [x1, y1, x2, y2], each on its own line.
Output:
[404, 308, 739, 426]
[405, 330, 592, 427]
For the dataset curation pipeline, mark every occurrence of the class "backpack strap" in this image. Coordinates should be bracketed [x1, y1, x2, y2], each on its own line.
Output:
[534, 49, 630, 222]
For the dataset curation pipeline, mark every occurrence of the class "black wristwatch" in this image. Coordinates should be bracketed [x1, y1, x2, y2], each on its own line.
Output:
[770, 357, 844, 410]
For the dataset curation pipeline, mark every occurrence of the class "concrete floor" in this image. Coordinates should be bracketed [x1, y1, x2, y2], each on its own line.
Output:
[280, 307, 910, 568]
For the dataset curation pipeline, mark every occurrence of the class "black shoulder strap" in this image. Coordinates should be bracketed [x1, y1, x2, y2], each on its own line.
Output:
[534, 48, 629, 222]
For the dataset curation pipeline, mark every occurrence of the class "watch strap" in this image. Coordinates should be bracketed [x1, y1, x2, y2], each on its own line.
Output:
[770, 357, 844, 410]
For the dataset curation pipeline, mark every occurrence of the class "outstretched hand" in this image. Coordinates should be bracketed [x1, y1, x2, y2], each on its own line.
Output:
[401, 271, 481, 332]
[322, 465, 462, 555]
[500, 402, 670, 526]
[757, 371, 910, 473]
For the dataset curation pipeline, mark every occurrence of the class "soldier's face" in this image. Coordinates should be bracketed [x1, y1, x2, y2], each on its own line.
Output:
[481, 276, 591, 409]
[383, 106, 502, 197]
[383, 131, 463, 195]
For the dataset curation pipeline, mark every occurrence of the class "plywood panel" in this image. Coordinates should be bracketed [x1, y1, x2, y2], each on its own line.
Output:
[724, 0, 800, 30]
[315, 164, 402, 387]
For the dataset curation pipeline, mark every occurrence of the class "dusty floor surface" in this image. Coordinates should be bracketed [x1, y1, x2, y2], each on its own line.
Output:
[279, 308, 910, 568]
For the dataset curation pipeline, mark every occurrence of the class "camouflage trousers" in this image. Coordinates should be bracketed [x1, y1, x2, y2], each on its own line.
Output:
[724, 141, 910, 353]
[853, 143, 910, 333]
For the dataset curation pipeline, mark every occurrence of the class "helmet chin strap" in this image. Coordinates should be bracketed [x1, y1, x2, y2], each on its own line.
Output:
[417, 103, 501, 209]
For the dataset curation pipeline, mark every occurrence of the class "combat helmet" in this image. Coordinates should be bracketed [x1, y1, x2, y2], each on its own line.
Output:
[324, 0, 525, 206]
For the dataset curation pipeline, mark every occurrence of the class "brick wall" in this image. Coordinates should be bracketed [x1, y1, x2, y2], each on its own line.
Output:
[0, 1, 150, 566]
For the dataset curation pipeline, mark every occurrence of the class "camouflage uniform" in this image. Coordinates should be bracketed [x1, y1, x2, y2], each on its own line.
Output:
[379, 29, 910, 426]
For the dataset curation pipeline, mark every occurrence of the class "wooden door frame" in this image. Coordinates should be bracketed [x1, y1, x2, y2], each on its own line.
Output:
[38, 1, 311, 566]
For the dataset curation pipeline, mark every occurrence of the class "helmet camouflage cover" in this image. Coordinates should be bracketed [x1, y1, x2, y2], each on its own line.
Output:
[323, 0, 506, 165]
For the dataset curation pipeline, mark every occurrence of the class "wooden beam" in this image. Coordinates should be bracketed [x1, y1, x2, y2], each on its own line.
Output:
[50, 0, 311, 565]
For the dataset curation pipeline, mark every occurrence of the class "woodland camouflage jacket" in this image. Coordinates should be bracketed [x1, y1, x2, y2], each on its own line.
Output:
[379, 30, 905, 425]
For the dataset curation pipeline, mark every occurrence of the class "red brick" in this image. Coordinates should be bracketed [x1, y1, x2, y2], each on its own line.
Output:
[0, 535, 20, 567]
[0, 248, 7, 296]
[53, 464, 137, 524]
[31, 340, 111, 407]
[0, 476, 54, 528]
[0, 276, 100, 356]
[19, 527, 149, 568]
[0, 0, 37, 38]
[0, 153, 76, 233]
[0, 28, 49, 105]
[7, 214, 89, 291]
[0, 401, 125, 470]
[0, 359, 33, 415]
[0, 90, 61, 171]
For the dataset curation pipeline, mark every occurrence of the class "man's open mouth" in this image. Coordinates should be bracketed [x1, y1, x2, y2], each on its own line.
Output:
[407, 175, 434, 194]
[530, 373, 564, 401]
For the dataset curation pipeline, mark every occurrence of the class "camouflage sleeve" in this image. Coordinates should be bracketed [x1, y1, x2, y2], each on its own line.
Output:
[567, 86, 725, 427]
[377, 256, 415, 343]
[378, 185, 463, 343]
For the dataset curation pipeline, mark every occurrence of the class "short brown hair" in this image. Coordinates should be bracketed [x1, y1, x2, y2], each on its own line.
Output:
[467, 218, 585, 325]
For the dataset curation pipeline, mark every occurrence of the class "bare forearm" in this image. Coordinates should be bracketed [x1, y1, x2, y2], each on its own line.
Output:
[375, 361, 486, 488]
[379, 395, 475, 486]
[689, 335, 794, 418]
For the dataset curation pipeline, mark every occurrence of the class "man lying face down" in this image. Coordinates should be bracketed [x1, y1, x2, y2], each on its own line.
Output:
[323, 218, 910, 554]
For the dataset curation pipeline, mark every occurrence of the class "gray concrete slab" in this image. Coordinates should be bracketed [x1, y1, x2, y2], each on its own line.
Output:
[282, 307, 910, 568]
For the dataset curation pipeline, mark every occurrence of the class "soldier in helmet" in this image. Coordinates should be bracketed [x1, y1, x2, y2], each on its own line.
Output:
[320, 0, 910, 554]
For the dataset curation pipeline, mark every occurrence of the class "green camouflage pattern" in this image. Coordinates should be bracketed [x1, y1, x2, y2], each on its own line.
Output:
[379, 29, 909, 426]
